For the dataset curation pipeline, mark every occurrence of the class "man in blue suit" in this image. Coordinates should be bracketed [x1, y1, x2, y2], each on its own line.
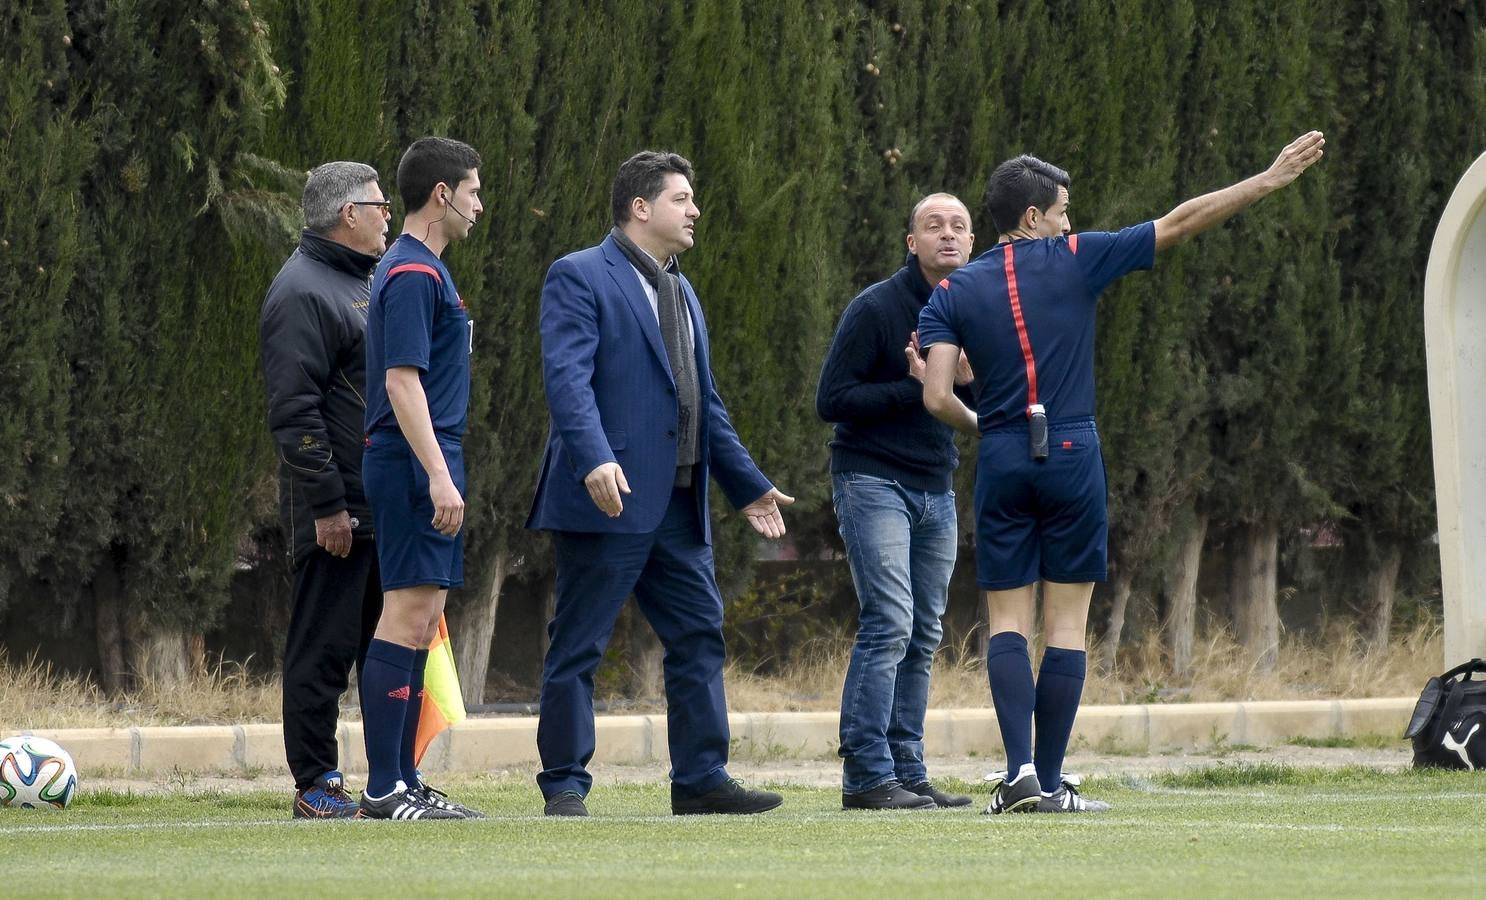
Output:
[527, 150, 795, 817]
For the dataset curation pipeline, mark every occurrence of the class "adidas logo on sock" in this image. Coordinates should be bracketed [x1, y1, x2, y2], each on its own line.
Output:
[388, 685, 411, 700]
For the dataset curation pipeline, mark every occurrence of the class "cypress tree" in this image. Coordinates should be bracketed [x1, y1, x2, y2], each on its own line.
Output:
[36, 0, 285, 689]
[414, 0, 543, 701]
[835, 2, 1014, 582]
[0, 0, 91, 617]
[10, 0, 1484, 689]
[266, 0, 548, 701]
[1320, 1, 1428, 650]
[1184, 2, 1340, 671]
[841, 2, 1007, 281]
[654, 0, 852, 591]
[1090, 0, 1199, 671]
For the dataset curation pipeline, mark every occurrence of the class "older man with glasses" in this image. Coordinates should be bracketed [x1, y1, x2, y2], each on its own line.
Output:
[260, 161, 391, 818]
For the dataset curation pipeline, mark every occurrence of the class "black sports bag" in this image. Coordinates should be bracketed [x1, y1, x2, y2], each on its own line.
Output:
[1404, 658, 1486, 770]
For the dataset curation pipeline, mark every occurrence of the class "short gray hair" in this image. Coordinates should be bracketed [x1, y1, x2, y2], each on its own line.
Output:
[303, 161, 380, 234]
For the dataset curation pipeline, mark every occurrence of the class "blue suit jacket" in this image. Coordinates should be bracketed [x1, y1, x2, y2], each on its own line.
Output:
[525, 235, 772, 541]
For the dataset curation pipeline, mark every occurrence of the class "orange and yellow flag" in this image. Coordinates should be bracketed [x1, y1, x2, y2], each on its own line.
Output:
[414, 614, 467, 766]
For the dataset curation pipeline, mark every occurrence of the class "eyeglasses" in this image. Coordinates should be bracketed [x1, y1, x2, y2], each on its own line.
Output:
[349, 200, 392, 211]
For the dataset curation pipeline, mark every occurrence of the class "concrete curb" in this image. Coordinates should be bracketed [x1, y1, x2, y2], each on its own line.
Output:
[23, 698, 1415, 778]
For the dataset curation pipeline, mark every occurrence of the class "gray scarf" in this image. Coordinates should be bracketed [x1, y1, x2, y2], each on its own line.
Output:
[610, 227, 700, 476]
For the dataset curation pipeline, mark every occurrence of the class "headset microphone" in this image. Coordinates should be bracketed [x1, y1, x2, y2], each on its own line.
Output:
[443, 190, 476, 225]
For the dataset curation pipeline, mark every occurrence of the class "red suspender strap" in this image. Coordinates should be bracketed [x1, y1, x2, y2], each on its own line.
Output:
[1002, 243, 1039, 412]
[386, 262, 442, 283]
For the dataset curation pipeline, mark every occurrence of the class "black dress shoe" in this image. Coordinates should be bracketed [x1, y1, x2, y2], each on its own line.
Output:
[842, 781, 938, 810]
[671, 779, 783, 815]
[543, 790, 589, 817]
[902, 780, 973, 808]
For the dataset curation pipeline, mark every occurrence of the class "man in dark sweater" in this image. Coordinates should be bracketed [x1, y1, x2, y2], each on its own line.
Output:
[260, 161, 390, 818]
[817, 193, 976, 810]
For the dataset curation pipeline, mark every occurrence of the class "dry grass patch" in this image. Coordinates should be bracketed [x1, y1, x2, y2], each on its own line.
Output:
[0, 650, 285, 733]
[1, 622, 1440, 730]
[724, 620, 1441, 711]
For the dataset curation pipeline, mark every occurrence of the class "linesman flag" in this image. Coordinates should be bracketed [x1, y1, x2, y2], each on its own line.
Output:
[414, 614, 467, 766]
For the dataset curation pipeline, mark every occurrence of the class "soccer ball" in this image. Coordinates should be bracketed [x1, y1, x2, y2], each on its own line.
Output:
[0, 735, 78, 809]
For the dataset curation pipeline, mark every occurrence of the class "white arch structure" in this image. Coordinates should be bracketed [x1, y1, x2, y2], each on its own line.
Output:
[1426, 150, 1486, 666]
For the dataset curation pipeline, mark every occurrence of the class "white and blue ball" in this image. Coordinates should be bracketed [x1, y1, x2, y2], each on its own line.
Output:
[0, 734, 78, 809]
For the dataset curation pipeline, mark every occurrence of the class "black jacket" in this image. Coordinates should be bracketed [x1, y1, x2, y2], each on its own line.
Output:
[260, 230, 379, 566]
[816, 255, 967, 493]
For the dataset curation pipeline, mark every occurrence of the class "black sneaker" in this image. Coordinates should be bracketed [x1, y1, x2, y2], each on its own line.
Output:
[544, 790, 589, 817]
[1036, 775, 1111, 813]
[413, 781, 487, 819]
[359, 782, 464, 820]
[672, 779, 783, 815]
[293, 770, 361, 819]
[982, 765, 1041, 815]
[842, 781, 937, 810]
[902, 780, 973, 808]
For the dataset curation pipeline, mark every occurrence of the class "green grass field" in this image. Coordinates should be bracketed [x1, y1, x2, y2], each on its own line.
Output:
[4, 766, 1482, 898]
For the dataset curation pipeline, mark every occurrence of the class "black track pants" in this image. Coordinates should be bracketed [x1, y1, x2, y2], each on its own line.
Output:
[282, 539, 382, 789]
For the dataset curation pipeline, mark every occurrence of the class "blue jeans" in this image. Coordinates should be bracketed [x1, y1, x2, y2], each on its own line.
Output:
[834, 472, 957, 793]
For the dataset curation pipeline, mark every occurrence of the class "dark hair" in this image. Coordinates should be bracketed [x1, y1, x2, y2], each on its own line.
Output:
[983, 155, 1070, 234]
[611, 151, 695, 226]
[397, 137, 481, 213]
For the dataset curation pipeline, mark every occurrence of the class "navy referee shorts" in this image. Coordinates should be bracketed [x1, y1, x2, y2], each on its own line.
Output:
[973, 417, 1107, 591]
[362, 431, 465, 592]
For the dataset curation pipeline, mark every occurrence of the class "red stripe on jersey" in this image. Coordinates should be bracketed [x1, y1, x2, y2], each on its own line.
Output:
[1002, 243, 1039, 410]
[387, 263, 443, 283]
[1069, 234, 1079, 254]
[938, 278, 950, 289]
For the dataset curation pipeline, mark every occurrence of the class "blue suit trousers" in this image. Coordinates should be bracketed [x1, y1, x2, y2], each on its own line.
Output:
[536, 485, 732, 799]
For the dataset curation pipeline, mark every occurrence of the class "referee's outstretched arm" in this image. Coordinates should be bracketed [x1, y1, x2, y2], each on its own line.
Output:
[1152, 130, 1325, 252]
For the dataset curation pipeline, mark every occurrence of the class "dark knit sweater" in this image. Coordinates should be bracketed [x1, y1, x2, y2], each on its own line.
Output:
[816, 255, 965, 492]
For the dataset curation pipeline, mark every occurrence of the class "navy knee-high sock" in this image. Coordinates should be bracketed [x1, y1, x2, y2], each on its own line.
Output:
[1034, 646, 1087, 792]
[986, 631, 1035, 776]
[361, 639, 415, 797]
[400, 648, 429, 787]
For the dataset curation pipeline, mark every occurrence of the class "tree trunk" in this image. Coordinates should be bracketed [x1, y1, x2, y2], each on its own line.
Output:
[124, 606, 188, 689]
[1229, 521, 1280, 672]
[1099, 568, 1134, 674]
[627, 603, 664, 701]
[92, 561, 128, 694]
[1363, 540, 1402, 652]
[187, 633, 207, 678]
[91, 550, 190, 691]
[1166, 514, 1207, 679]
[453, 548, 509, 705]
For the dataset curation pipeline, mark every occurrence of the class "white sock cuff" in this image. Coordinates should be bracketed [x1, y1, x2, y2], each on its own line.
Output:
[364, 779, 408, 802]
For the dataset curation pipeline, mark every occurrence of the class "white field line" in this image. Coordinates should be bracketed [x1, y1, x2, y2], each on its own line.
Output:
[0, 816, 657, 835]
[1186, 821, 1450, 834]
[0, 818, 294, 835]
[1129, 788, 1486, 802]
[3, 804, 1479, 837]
[0, 817, 1463, 839]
